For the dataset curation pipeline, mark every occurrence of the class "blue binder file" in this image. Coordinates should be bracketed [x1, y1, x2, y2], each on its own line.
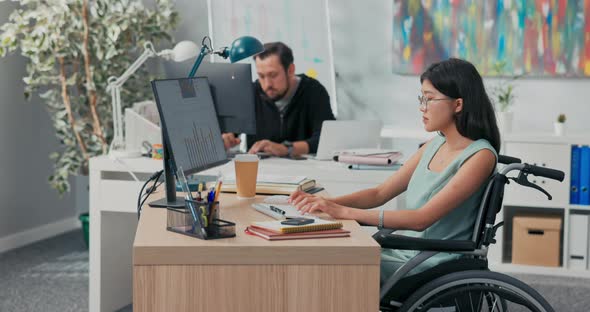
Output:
[571, 145, 581, 204]
[579, 146, 590, 205]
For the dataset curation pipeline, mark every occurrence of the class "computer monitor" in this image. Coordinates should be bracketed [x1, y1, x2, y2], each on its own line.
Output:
[163, 61, 257, 135]
[149, 77, 229, 208]
[197, 62, 256, 135]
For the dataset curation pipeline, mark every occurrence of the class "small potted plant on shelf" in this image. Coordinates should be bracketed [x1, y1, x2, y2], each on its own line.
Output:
[554, 114, 566, 136]
[491, 61, 522, 134]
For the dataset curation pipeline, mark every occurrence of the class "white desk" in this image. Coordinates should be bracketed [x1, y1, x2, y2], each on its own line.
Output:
[89, 155, 397, 312]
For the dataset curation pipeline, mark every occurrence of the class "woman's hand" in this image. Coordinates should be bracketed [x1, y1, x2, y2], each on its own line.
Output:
[288, 190, 315, 205]
[289, 191, 350, 219]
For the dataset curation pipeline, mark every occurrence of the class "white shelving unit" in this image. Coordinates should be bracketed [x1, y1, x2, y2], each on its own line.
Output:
[489, 133, 590, 277]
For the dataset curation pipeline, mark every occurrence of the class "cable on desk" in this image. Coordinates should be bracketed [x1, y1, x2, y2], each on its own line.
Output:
[137, 170, 164, 219]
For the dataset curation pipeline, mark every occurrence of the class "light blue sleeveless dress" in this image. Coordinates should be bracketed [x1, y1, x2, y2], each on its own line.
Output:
[380, 135, 497, 284]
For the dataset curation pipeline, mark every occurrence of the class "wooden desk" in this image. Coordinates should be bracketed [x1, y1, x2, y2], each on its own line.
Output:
[133, 193, 380, 312]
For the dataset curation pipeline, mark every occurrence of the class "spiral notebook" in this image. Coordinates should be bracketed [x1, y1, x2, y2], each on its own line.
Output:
[251, 218, 343, 234]
[245, 226, 350, 241]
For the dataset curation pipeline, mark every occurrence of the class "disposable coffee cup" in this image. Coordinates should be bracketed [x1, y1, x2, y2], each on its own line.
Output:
[234, 154, 259, 199]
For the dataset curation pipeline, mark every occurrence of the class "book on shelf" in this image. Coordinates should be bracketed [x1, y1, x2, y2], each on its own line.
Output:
[250, 218, 343, 234]
[221, 178, 316, 195]
[245, 226, 350, 241]
[571, 145, 580, 204]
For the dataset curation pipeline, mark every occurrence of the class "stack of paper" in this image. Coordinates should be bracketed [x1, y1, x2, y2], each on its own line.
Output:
[221, 174, 316, 195]
[333, 149, 403, 170]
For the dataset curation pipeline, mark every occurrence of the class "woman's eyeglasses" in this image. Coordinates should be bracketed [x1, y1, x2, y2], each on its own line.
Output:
[418, 95, 453, 111]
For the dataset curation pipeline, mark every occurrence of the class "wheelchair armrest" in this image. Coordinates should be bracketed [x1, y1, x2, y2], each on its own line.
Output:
[373, 233, 476, 252]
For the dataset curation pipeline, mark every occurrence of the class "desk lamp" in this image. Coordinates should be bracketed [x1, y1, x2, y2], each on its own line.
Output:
[108, 41, 199, 158]
[188, 35, 264, 77]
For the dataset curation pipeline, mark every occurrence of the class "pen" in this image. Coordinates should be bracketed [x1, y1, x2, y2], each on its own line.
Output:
[213, 180, 222, 203]
[177, 168, 207, 238]
[207, 187, 215, 202]
[270, 205, 286, 215]
[197, 181, 204, 200]
[209, 181, 223, 222]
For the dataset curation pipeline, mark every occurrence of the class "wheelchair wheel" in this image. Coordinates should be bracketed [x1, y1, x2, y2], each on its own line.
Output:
[399, 270, 554, 312]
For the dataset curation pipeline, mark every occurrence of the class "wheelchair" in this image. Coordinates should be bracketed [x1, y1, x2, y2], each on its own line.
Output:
[374, 155, 565, 312]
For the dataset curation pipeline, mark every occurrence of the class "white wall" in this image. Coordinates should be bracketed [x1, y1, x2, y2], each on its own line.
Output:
[329, 0, 590, 134]
[0, 3, 76, 244]
[173, 1, 590, 134]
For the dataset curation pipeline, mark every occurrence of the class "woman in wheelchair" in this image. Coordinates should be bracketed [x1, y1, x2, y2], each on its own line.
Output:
[290, 58, 559, 311]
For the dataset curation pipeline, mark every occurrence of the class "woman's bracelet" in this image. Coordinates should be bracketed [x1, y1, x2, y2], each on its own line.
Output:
[378, 207, 385, 229]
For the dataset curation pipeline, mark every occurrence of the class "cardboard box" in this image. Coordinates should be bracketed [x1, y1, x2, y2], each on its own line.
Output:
[512, 216, 562, 267]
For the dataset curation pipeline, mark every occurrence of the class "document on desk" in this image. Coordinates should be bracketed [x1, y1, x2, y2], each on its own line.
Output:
[252, 203, 318, 220]
[225, 174, 306, 185]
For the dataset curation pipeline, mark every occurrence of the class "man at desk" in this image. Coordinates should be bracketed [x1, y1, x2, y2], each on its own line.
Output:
[222, 41, 335, 158]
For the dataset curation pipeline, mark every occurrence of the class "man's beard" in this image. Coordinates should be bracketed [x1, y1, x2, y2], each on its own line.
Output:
[261, 79, 290, 102]
[265, 89, 289, 102]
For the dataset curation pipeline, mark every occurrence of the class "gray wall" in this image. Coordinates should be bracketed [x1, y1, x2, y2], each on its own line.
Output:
[173, 0, 590, 134]
[0, 3, 76, 239]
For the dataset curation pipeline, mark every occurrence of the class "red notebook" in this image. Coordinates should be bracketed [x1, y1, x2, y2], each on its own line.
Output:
[245, 226, 350, 241]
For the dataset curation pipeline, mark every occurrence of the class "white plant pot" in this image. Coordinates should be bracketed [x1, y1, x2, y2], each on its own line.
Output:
[554, 122, 565, 136]
[496, 111, 513, 134]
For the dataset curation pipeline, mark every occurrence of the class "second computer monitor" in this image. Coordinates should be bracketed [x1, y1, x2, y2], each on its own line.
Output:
[197, 62, 257, 135]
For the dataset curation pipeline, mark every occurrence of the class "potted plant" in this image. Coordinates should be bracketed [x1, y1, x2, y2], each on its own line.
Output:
[491, 61, 521, 134]
[554, 114, 566, 136]
[0, 0, 178, 194]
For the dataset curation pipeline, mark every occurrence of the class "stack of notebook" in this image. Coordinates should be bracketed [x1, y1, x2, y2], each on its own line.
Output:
[221, 174, 317, 195]
[246, 219, 350, 241]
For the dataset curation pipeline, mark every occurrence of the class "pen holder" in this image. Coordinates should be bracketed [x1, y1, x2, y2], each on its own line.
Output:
[166, 200, 236, 240]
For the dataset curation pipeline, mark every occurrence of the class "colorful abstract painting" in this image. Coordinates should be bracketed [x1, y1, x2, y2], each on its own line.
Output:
[392, 0, 590, 77]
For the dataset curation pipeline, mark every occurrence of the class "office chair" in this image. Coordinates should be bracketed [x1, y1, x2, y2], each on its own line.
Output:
[375, 155, 564, 312]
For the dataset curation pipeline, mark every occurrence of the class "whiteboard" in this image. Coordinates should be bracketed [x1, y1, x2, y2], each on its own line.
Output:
[207, 0, 337, 114]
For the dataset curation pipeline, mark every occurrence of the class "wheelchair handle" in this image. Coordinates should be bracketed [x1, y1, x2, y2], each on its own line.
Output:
[524, 164, 565, 182]
[498, 155, 521, 165]
[500, 163, 564, 182]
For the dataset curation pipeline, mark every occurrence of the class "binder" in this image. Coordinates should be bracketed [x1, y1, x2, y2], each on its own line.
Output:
[580, 146, 590, 205]
[568, 214, 589, 270]
[570, 145, 581, 204]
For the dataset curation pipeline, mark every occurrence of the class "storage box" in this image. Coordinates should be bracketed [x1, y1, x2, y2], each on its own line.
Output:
[512, 216, 562, 267]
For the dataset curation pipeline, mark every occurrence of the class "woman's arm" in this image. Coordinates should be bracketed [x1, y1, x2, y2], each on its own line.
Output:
[346, 148, 496, 230]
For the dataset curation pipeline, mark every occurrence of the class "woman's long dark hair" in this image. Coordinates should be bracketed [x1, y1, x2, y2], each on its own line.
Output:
[420, 58, 501, 153]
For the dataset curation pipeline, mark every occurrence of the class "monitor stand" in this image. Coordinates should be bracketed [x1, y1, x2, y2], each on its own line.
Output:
[148, 141, 186, 208]
[148, 197, 185, 208]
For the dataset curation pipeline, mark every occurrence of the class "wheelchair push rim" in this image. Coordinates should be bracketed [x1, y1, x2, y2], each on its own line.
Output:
[399, 270, 554, 312]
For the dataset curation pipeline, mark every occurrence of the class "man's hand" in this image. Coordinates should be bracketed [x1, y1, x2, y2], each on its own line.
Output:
[222, 133, 241, 150]
[248, 140, 289, 156]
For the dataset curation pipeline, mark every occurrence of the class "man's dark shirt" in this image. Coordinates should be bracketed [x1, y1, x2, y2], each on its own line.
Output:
[247, 74, 335, 153]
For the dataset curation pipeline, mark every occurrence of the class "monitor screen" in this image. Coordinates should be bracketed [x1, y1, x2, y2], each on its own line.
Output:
[198, 62, 256, 135]
[163, 61, 257, 135]
[151, 77, 229, 176]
